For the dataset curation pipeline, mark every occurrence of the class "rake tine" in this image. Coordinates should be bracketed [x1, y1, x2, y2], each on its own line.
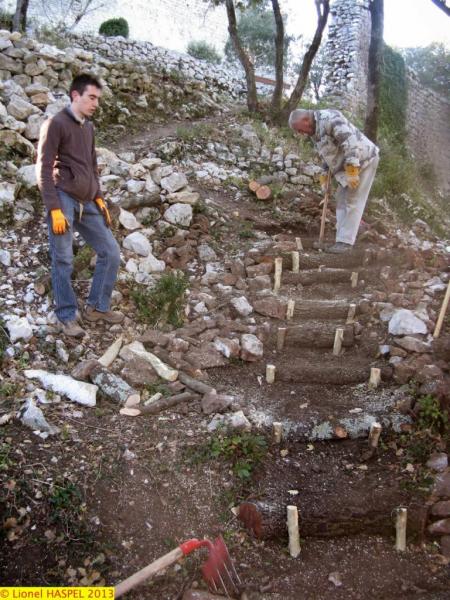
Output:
[217, 571, 232, 599]
[229, 561, 242, 586]
[222, 563, 240, 594]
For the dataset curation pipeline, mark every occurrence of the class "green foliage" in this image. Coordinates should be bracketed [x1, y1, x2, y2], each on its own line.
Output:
[187, 431, 268, 480]
[401, 43, 450, 101]
[99, 17, 129, 38]
[0, 438, 13, 471]
[224, 5, 293, 70]
[379, 44, 407, 144]
[144, 382, 171, 397]
[34, 24, 69, 49]
[238, 222, 257, 239]
[187, 40, 222, 64]
[416, 395, 448, 433]
[176, 122, 215, 142]
[0, 10, 13, 31]
[0, 382, 19, 398]
[131, 272, 188, 328]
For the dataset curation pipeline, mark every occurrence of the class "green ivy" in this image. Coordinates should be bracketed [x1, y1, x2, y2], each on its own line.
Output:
[379, 45, 407, 144]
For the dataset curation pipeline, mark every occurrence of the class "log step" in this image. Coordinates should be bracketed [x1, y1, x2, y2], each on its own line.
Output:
[283, 268, 355, 286]
[275, 322, 354, 349]
[293, 299, 361, 320]
[276, 356, 389, 385]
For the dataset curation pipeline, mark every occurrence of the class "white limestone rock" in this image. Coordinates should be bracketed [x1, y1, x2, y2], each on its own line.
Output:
[6, 316, 33, 342]
[17, 164, 38, 188]
[240, 333, 263, 361]
[160, 172, 188, 193]
[7, 94, 40, 120]
[164, 203, 193, 227]
[388, 309, 428, 336]
[19, 399, 59, 435]
[126, 179, 146, 194]
[138, 253, 166, 274]
[24, 369, 98, 407]
[119, 341, 178, 382]
[123, 232, 152, 256]
[119, 208, 142, 230]
[198, 244, 217, 262]
[230, 296, 253, 317]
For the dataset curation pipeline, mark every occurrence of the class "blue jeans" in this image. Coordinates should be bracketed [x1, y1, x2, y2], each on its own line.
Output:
[48, 191, 121, 323]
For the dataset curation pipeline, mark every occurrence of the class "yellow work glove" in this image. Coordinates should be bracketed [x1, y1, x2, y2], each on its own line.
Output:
[94, 197, 112, 227]
[319, 171, 329, 191]
[345, 164, 360, 190]
[50, 209, 69, 235]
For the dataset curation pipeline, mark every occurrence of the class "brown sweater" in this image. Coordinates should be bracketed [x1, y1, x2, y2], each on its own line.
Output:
[36, 107, 103, 211]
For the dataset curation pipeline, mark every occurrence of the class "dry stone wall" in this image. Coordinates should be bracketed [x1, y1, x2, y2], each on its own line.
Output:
[406, 72, 450, 192]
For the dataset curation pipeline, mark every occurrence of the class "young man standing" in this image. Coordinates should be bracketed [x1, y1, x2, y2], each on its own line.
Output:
[289, 108, 379, 254]
[36, 73, 123, 337]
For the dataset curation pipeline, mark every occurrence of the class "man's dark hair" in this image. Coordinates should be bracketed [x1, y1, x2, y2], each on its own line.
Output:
[69, 73, 102, 101]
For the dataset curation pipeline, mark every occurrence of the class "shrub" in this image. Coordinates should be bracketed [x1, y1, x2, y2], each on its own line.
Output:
[187, 40, 221, 64]
[131, 271, 188, 328]
[99, 17, 129, 38]
[0, 10, 13, 31]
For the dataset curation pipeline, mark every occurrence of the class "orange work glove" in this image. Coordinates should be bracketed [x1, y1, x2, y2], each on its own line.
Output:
[50, 209, 69, 235]
[94, 197, 112, 227]
[345, 164, 360, 190]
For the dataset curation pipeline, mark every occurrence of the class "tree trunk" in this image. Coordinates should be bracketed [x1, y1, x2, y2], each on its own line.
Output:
[225, 0, 259, 112]
[12, 0, 24, 31]
[364, 0, 384, 143]
[270, 0, 284, 114]
[278, 0, 330, 123]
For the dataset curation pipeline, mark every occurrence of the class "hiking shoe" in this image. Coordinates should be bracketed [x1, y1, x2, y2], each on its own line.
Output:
[325, 242, 353, 254]
[84, 305, 125, 324]
[58, 320, 86, 338]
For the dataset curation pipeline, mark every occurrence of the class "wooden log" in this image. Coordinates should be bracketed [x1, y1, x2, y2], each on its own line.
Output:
[294, 300, 357, 321]
[256, 185, 272, 201]
[248, 180, 262, 193]
[236, 501, 396, 540]
[283, 269, 354, 286]
[178, 372, 215, 395]
[276, 360, 387, 385]
[280, 322, 354, 349]
[279, 251, 364, 270]
[138, 391, 199, 415]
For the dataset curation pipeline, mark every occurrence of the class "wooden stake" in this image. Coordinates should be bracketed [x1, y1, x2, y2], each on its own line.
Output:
[273, 422, 283, 444]
[277, 327, 287, 351]
[395, 508, 407, 552]
[351, 271, 358, 288]
[319, 171, 332, 245]
[346, 303, 357, 324]
[266, 364, 276, 384]
[295, 237, 303, 251]
[287, 505, 301, 558]
[369, 367, 381, 389]
[286, 299, 295, 320]
[433, 280, 450, 339]
[333, 328, 344, 356]
[274, 257, 283, 294]
[291, 251, 300, 273]
[368, 422, 382, 448]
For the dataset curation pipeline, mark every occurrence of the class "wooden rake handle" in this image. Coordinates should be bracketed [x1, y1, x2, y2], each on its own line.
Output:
[115, 539, 204, 597]
[319, 171, 332, 244]
[433, 280, 450, 338]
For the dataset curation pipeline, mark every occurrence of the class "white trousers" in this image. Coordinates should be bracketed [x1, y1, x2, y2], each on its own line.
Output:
[335, 155, 379, 245]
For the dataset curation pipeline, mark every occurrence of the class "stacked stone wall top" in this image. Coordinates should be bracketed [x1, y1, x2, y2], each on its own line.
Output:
[406, 71, 450, 192]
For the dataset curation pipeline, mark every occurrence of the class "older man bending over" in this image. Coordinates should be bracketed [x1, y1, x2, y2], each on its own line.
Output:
[289, 108, 379, 254]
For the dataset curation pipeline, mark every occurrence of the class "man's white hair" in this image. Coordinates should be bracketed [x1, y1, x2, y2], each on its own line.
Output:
[288, 109, 314, 130]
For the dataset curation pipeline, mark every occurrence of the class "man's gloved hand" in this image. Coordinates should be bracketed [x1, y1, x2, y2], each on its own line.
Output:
[94, 197, 112, 227]
[319, 171, 329, 191]
[345, 164, 360, 190]
[50, 209, 69, 235]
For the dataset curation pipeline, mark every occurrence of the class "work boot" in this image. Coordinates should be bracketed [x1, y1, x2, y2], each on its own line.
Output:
[325, 242, 353, 254]
[84, 305, 125, 324]
[58, 320, 86, 338]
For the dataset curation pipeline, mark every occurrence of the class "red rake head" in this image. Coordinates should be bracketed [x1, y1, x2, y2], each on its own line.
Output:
[200, 536, 242, 598]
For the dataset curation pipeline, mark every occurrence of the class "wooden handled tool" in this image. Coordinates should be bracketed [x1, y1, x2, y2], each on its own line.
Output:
[319, 171, 332, 246]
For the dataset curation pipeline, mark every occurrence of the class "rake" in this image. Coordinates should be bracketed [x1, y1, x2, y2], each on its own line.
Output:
[115, 536, 242, 598]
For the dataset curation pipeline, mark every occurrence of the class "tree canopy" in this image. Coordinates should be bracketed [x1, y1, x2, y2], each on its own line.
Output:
[401, 43, 450, 100]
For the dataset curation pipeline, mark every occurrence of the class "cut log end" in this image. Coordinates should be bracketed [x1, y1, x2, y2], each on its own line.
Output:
[248, 180, 262, 193]
[256, 185, 272, 201]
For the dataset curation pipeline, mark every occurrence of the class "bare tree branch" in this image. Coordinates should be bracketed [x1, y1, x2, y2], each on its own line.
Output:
[270, 0, 284, 113]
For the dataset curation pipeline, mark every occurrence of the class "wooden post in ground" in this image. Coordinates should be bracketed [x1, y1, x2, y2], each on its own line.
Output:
[273, 422, 283, 444]
[333, 328, 344, 356]
[433, 280, 450, 338]
[274, 257, 283, 294]
[368, 422, 382, 449]
[277, 327, 287, 350]
[369, 367, 381, 389]
[266, 364, 276, 383]
[291, 251, 299, 274]
[351, 272, 359, 288]
[286, 299, 295, 320]
[346, 303, 357, 324]
[395, 508, 407, 552]
[295, 237, 303, 251]
[287, 505, 301, 558]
